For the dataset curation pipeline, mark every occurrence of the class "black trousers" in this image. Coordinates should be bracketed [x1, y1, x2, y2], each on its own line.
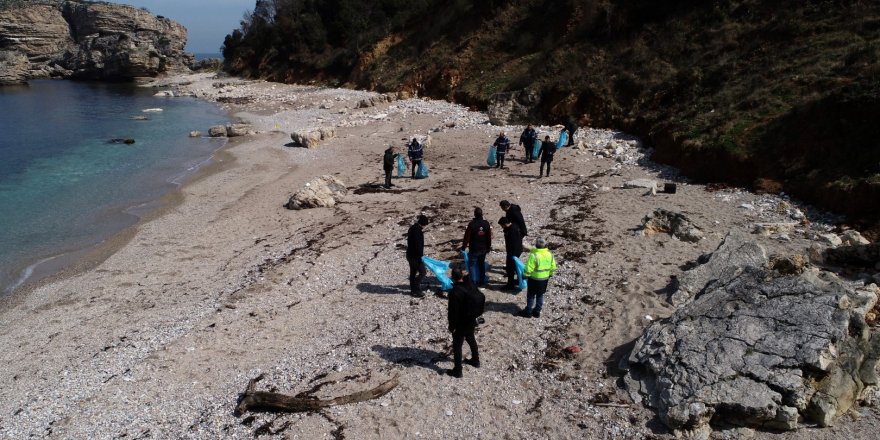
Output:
[411, 159, 422, 178]
[524, 142, 535, 162]
[408, 257, 425, 295]
[540, 158, 552, 176]
[384, 168, 392, 187]
[452, 328, 479, 372]
[495, 152, 506, 168]
[505, 253, 520, 286]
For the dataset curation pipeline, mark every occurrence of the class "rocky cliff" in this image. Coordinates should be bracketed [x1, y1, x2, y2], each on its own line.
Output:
[0, 0, 192, 84]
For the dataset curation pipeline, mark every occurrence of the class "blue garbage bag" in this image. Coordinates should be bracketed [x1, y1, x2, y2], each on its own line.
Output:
[532, 139, 541, 158]
[396, 154, 406, 177]
[460, 249, 469, 267]
[556, 129, 569, 149]
[513, 256, 527, 290]
[416, 161, 429, 178]
[487, 146, 497, 166]
[421, 256, 452, 291]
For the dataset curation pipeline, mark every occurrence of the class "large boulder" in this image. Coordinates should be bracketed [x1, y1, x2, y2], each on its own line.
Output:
[487, 88, 542, 125]
[626, 244, 880, 435]
[226, 124, 253, 137]
[285, 176, 347, 210]
[208, 125, 227, 137]
[289, 127, 336, 148]
[671, 232, 768, 306]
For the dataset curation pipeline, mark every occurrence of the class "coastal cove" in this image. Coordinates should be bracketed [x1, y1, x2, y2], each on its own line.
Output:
[0, 79, 229, 294]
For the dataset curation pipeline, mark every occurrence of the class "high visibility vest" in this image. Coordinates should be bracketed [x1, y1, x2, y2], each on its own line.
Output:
[524, 248, 556, 280]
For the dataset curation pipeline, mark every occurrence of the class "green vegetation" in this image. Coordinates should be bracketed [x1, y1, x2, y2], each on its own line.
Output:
[223, 0, 880, 231]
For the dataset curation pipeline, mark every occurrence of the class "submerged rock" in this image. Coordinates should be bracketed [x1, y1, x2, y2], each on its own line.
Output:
[626, 240, 880, 434]
[208, 125, 227, 137]
[285, 176, 348, 210]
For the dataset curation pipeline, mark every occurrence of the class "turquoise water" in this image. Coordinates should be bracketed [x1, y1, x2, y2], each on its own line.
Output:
[0, 80, 229, 293]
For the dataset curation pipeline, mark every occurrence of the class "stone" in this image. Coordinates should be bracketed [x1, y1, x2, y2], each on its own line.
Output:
[671, 232, 767, 306]
[397, 90, 412, 100]
[285, 176, 348, 210]
[752, 222, 797, 236]
[639, 209, 704, 243]
[0, 51, 30, 85]
[189, 131, 201, 138]
[487, 88, 542, 125]
[818, 233, 843, 247]
[226, 124, 253, 137]
[623, 179, 658, 190]
[841, 230, 871, 246]
[208, 125, 227, 137]
[154, 90, 174, 97]
[357, 98, 373, 109]
[768, 254, 808, 275]
[824, 243, 880, 268]
[290, 127, 336, 148]
[627, 260, 880, 433]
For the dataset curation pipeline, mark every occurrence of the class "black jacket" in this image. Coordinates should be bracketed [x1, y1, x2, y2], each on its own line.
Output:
[493, 135, 510, 154]
[448, 278, 485, 332]
[505, 204, 528, 237]
[503, 223, 523, 256]
[462, 218, 492, 255]
[539, 140, 556, 160]
[519, 127, 537, 145]
[383, 148, 396, 171]
[406, 223, 424, 259]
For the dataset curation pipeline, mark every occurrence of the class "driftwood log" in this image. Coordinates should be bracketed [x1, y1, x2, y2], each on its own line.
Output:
[234, 373, 400, 416]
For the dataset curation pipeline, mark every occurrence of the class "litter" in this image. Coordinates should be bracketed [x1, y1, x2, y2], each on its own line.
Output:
[532, 139, 541, 158]
[416, 162, 429, 178]
[513, 256, 527, 290]
[487, 145, 497, 166]
[422, 256, 452, 291]
[556, 129, 569, 149]
[396, 155, 406, 177]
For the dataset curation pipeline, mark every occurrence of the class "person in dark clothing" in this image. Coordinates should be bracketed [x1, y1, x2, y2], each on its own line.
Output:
[408, 138, 423, 179]
[518, 124, 538, 163]
[493, 132, 510, 169]
[406, 215, 430, 297]
[383, 146, 399, 188]
[498, 217, 523, 291]
[461, 207, 492, 286]
[538, 135, 556, 178]
[564, 118, 577, 147]
[446, 265, 485, 378]
[499, 200, 527, 237]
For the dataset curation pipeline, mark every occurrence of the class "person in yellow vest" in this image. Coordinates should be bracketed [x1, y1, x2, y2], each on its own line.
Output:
[518, 237, 557, 318]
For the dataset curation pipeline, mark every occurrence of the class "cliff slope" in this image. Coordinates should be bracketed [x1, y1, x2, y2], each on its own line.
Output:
[0, 0, 192, 84]
[222, 0, 880, 232]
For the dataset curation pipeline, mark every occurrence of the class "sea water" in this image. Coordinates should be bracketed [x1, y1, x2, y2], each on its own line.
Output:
[0, 80, 229, 293]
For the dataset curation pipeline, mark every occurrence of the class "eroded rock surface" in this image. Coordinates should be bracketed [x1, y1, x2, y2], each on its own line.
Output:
[671, 232, 767, 306]
[627, 242, 880, 434]
[638, 209, 704, 243]
[285, 176, 347, 210]
[289, 127, 336, 148]
[487, 88, 541, 125]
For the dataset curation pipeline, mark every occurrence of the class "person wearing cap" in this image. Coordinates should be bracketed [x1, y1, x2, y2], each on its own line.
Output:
[407, 137, 423, 179]
[407, 215, 430, 297]
[538, 135, 556, 178]
[383, 145, 400, 189]
[461, 207, 492, 286]
[445, 264, 484, 378]
[499, 200, 527, 237]
[498, 216, 523, 291]
[518, 124, 538, 163]
[519, 237, 557, 318]
[493, 131, 510, 169]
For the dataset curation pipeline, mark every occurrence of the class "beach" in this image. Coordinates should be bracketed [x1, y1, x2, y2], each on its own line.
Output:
[1, 73, 877, 439]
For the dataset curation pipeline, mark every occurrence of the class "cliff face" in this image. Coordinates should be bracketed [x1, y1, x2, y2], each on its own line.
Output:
[0, 0, 192, 84]
[222, 0, 880, 233]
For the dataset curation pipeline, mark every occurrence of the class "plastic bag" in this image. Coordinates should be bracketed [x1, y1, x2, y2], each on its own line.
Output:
[460, 249, 469, 268]
[396, 154, 406, 177]
[487, 146, 497, 166]
[556, 129, 569, 149]
[513, 256, 527, 290]
[416, 161, 429, 178]
[532, 139, 541, 158]
[421, 256, 452, 291]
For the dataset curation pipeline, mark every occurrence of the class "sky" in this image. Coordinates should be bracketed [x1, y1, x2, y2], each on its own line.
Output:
[107, 0, 256, 53]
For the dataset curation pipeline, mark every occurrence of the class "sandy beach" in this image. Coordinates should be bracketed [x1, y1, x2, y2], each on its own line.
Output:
[1, 72, 877, 439]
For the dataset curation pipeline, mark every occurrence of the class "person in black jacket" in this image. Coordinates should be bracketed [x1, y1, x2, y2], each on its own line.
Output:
[407, 138, 423, 179]
[383, 146, 399, 188]
[564, 118, 578, 147]
[518, 124, 538, 163]
[499, 217, 523, 291]
[446, 265, 485, 378]
[406, 215, 430, 297]
[493, 132, 510, 169]
[461, 207, 492, 286]
[538, 135, 556, 178]
[499, 200, 527, 237]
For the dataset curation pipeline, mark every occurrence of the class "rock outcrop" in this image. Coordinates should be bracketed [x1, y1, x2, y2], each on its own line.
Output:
[626, 239, 880, 435]
[0, 0, 192, 85]
[285, 176, 348, 210]
[487, 89, 541, 125]
[671, 232, 767, 306]
[289, 127, 336, 149]
[638, 209, 704, 243]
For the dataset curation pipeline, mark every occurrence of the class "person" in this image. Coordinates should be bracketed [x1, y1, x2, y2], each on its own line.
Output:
[446, 265, 484, 378]
[407, 215, 430, 297]
[518, 124, 538, 163]
[461, 207, 492, 286]
[499, 200, 527, 237]
[493, 131, 510, 169]
[564, 118, 578, 147]
[538, 135, 555, 178]
[518, 237, 557, 318]
[498, 217, 523, 291]
[408, 137, 423, 179]
[383, 145, 399, 189]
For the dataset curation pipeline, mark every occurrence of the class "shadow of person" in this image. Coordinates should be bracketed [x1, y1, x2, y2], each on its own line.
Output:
[356, 283, 411, 295]
[485, 299, 521, 315]
[372, 345, 446, 373]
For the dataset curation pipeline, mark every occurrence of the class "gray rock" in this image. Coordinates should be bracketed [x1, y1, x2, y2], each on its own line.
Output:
[624, 179, 658, 190]
[290, 127, 336, 148]
[188, 131, 201, 138]
[226, 124, 253, 137]
[818, 233, 843, 247]
[627, 255, 880, 434]
[208, 125, 227, 137]
[639, 209, 704, 243]
[285, 176, 348, 210]
[671, 233, 767, 306]
[841, 230, 870, 246]
[0, 51, 30, 85]
[487, 89, 541, 125]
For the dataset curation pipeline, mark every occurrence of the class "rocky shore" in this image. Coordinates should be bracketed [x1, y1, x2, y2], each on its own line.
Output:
[0, 72, 877, 439]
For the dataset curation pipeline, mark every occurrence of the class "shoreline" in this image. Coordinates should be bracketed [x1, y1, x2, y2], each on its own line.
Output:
[0, 72, 875, 439]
